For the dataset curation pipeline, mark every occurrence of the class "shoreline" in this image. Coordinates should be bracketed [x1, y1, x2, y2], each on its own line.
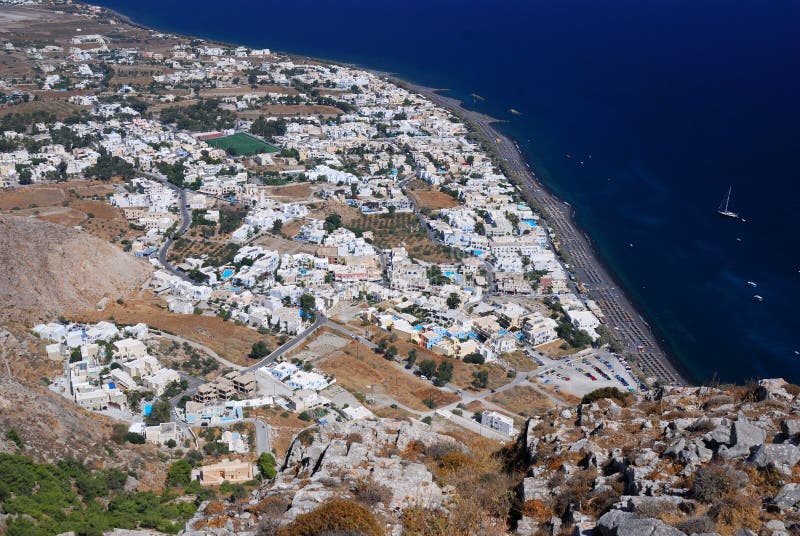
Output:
[386, 80, 688, 386]
[91, 2, 687, 385]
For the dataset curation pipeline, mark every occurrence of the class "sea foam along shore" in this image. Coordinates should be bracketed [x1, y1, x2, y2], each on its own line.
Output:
[93, 1, 687, 386]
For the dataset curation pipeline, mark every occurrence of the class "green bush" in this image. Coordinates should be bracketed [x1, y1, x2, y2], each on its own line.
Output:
[165, 460, 192, 488]
[5, 429, 24, 449]
[580, 387, 629, 406]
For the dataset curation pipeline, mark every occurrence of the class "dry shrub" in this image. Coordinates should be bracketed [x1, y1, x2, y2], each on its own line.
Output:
[783, 383, 800, 397]
[251, 496, 291, 536]
[248, 495, 289, 516]
[702, 394, 734, 410]
[425, 441, 461, 461]
[353, 478, 393, 506]
[743, 464, 782, 496]
[438, 451, 472, 473]
[635, 499, 682, 523]
[401, 503, 507, 536]
[276, 498, 383, 536]
[584, 479, 624, 517]
[204, 500, 225, 515]
[553, 469, 596, 518]
[401, 439, 426, 461]
[674, 516, 716, 534]
[708, 496, 761, 534]
[346, 432, 363, 449]
[690, 465, 748, 503]
[521, 499, 552, 523]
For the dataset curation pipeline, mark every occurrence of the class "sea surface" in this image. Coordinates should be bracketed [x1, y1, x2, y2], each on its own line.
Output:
[92, 0, 800, 384]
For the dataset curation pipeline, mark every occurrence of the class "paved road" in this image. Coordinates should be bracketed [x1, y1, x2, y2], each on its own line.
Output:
[144, 171, 190, 280]
[401, 81, 684, 386]
[244, 314, 325, 372]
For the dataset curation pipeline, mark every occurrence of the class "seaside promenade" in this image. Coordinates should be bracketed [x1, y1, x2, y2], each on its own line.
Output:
[403, 82, 685, 386]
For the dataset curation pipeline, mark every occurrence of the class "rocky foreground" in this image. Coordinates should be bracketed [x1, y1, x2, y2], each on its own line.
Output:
[183, 379, 800, 536]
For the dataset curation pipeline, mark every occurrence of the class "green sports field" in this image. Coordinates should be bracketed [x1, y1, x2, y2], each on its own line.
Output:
[205, 133, 279, 155]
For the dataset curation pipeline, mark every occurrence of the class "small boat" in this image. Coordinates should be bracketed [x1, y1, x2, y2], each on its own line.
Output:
[564, 153, 572, 159]
[717, 186, 739, 219]
[736, 237, 742, 242]
[746, 281, 757, 287]
[753, 295, 764, 302]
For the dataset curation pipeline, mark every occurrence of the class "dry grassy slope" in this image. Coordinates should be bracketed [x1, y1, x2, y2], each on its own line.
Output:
[0, 214, 152, 323]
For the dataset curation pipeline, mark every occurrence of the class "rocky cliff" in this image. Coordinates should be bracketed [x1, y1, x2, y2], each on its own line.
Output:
[183, 379, 800, 536]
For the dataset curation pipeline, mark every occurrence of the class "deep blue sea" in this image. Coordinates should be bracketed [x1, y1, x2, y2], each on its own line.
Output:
[92, 0, 800, 384]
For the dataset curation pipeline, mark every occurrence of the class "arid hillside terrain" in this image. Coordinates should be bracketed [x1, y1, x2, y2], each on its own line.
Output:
[0, 214, 152, 323]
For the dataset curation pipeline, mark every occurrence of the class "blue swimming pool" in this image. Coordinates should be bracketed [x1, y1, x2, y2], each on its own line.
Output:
[221, 269, 234, 279]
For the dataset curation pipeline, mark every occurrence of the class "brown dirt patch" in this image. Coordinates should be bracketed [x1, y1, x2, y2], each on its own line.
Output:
[261, 182, 312, 201]
[502, 351, 539, 372]
[407, 181, 459, 211]
[317, 341, 458, 411]
[0, 185, 65, 210]
[241, 104, 342, 117]
[488, 385, 555, 417]
[535, 339, 575, 359]
[0, 181, 133, 242]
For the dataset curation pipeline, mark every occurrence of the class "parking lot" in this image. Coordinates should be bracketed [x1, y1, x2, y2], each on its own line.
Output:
[530, 348, 639, 397]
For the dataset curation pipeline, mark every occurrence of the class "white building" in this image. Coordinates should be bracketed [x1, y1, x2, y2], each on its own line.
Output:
[481, 410, 515, 437]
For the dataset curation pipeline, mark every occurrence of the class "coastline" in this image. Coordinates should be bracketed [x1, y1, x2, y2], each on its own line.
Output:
[385, 80, 688, 386]
[92, 2, 687, 386]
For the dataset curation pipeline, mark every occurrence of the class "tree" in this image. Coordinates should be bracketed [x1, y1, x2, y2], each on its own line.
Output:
[17, 167, 32, 185]
[406, 349, 417, 366]
[418, 359, 437, 378]
[166, 459, 192, 488]
[376, 338, 388, 354]
[165, 439, 177, 449]
[471, 369, 489, 389]
[271, 219, 283, 234]
[463, 352, 485, 365]
[385, 345, 398, 360]
[257, 452, 277, 480]
[324, 213, 342, 231]
[299, 293, 316, 312]
[250, 341, 270, 359]
[435, 361, 454, 385]
[69, 347, 83, 363]
[446, 292, 461, 310]
[146, 399, 171, 425]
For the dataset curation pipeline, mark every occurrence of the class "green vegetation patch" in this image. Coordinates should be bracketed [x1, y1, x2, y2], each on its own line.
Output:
[0, 454, 197, 535]
[206, 133, 279, 156]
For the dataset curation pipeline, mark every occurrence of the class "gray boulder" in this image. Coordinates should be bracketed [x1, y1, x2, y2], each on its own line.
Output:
[750, 443, 800, 475]
[781, 419, 800, 439]
[774, 483, 800, 510]
[732, 418, 766, 449]
[596, 510, 686, 536]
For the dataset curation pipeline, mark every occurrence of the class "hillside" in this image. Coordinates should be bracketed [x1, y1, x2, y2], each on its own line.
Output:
[0, 214, 152, 323]
[183, 379, 800, 536]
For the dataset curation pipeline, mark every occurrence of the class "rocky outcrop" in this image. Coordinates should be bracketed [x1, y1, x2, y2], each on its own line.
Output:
[183, 419, 460, 535]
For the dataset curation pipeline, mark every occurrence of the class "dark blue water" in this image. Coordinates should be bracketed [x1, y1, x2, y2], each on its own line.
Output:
[93, 0, 800, 384]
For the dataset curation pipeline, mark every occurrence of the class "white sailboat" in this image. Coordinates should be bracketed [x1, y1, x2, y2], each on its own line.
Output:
[717, 186, 739, 219]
